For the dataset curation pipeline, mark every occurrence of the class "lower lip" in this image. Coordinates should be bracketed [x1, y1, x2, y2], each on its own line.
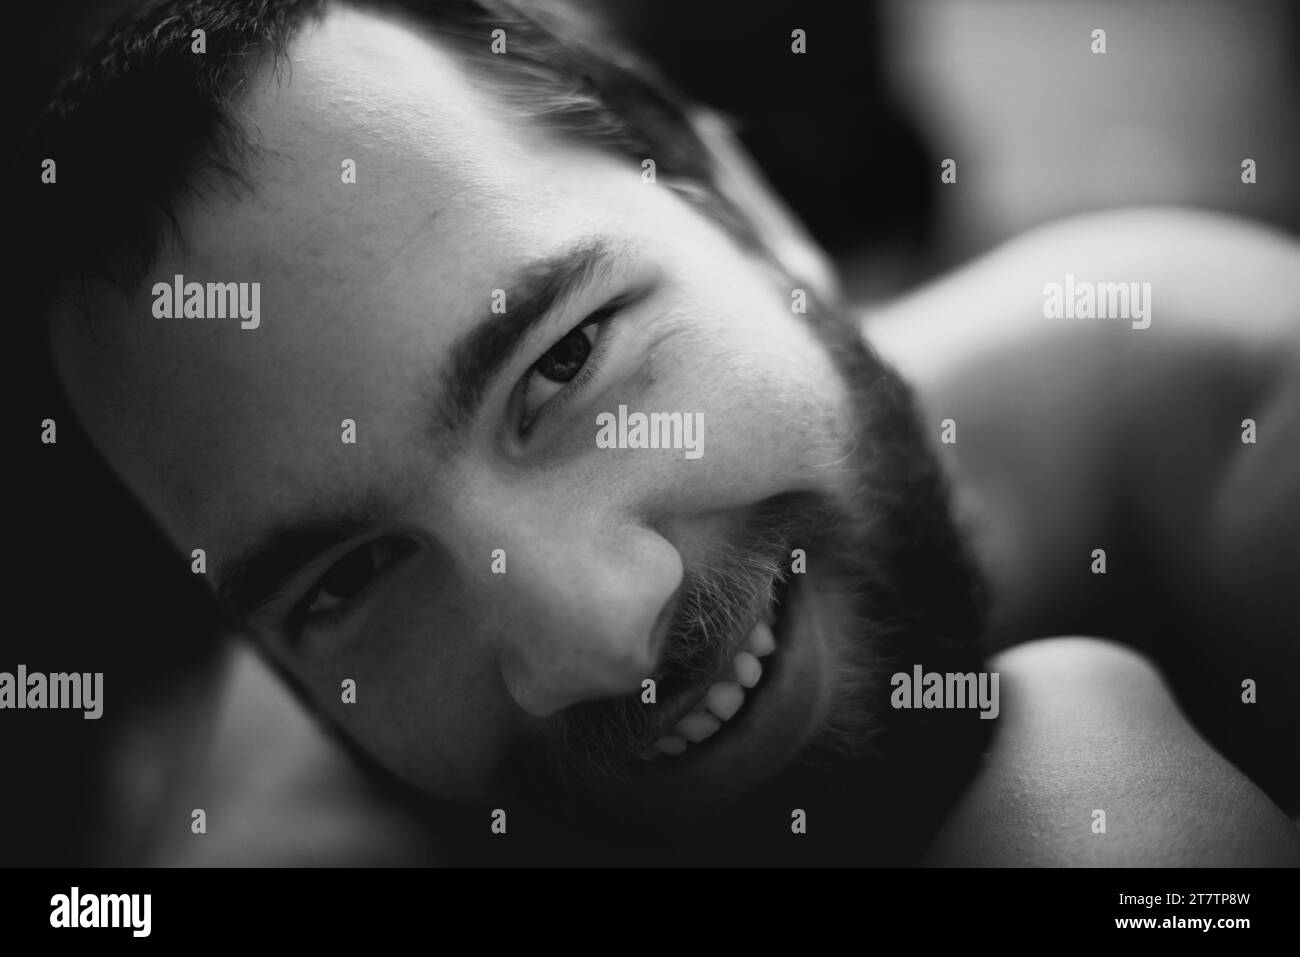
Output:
[630, 572, 832, 806]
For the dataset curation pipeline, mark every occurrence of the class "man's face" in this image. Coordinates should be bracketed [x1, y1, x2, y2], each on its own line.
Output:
[52, 6, 960, 822]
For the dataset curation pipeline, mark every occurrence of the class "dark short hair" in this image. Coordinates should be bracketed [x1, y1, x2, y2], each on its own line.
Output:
[16, 0, 760, 327]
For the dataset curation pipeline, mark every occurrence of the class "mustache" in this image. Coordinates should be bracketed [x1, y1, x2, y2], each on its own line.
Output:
[538, 492, 830, 790]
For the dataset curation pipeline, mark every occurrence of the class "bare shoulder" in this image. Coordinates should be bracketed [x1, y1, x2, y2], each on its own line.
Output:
[923, 637, 1300, 866]
[869, 206, 1300, 369]
[865, 208, 1299, 556]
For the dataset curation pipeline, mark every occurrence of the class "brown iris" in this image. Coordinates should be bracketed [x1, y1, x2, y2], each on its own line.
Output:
[535, 326, 592, 382]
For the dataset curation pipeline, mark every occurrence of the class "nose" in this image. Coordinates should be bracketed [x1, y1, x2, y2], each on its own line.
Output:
[490, 519, 684, 718]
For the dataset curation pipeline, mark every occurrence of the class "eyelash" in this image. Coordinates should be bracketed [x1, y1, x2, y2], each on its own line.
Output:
[291, 538, 415, 637]
[516, 298, 628, 435]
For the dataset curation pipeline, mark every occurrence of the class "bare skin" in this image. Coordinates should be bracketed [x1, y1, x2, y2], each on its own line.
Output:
[871, 207, 1300, 819]
[925, 638, 1300, 866]
[53, 5, 1299, 863]
[871, 209, 1300, 862]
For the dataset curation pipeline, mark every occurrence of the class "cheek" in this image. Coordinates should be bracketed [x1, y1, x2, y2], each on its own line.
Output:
[652, 296, 853, 496]
[307, 589, 519, 802]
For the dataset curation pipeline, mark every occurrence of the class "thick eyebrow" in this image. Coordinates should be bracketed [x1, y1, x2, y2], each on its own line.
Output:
[215, 500, 389, 624]
[438, 235, 627, 434]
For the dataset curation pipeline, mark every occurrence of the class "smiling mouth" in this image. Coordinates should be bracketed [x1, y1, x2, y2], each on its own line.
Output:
[635, 573, 797, 764]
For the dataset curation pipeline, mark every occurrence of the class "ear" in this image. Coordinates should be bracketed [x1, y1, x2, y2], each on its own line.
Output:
[688, 107, 843, 306]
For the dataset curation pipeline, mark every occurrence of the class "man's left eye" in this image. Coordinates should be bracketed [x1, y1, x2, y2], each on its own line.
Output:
[517, 309, 614, 433]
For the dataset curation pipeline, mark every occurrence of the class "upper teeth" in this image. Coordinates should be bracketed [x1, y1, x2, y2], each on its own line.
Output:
[647, 616, 778, 758]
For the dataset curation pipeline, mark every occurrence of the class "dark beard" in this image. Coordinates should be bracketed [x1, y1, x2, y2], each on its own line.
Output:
[457, 290, 994, 866]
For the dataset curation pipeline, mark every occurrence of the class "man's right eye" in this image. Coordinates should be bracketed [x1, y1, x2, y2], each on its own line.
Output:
[300, 538, 413, 623]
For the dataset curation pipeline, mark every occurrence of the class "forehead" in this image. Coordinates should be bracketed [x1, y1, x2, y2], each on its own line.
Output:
[52, 3, 665, 546]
